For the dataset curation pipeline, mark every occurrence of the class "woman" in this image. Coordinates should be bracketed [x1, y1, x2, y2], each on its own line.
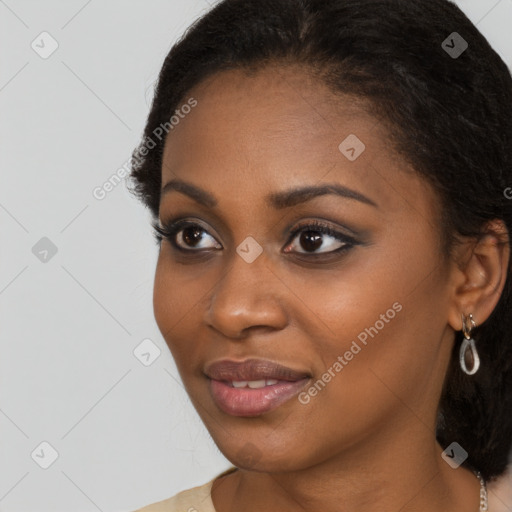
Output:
[129, 0, 512, 510]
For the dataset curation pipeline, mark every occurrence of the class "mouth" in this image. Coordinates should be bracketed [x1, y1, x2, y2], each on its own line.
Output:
[204, 358, 312, 417]
[204, 358, 311, 382]
[227, 378, 280, 388]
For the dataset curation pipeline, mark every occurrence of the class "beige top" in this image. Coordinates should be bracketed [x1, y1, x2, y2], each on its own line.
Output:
[134, 464, 512, 511]
[133, 466, 237, 512]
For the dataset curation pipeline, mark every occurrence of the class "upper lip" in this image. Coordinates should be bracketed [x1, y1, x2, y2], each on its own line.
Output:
[204, 358, 311, 382]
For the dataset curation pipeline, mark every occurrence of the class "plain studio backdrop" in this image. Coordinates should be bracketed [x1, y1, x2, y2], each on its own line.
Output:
[1, 0, 512, 510]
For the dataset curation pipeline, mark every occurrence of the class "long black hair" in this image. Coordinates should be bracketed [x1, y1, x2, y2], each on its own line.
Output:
[128, 0, 512, 482]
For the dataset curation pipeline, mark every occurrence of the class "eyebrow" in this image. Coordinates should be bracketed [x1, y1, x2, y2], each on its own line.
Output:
[161, 178, 378, 209]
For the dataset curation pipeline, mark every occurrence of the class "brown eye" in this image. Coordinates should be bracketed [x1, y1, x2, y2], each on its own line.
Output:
[153, 220, 222, 251]
[180, 226, 207, 248]
[283, 221, 357, 256]
[287, 229, 348, 254]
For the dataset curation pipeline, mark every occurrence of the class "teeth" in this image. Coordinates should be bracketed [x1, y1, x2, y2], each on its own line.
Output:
[248, 380, 266, 389]
[231, 379, 279, 388]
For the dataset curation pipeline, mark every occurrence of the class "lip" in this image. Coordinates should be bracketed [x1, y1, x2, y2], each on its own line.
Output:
[204, 358, 311, 382]
[204, 358, 312, 417]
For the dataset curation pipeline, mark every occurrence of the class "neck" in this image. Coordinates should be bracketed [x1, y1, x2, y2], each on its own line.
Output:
[214, 422, 481, 512]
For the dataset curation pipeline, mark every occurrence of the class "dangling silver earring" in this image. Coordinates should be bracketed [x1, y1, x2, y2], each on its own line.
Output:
[460, 313, 480, 375]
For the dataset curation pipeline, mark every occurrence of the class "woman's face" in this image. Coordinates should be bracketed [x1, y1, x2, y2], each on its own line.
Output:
[153, 64, 458, 471]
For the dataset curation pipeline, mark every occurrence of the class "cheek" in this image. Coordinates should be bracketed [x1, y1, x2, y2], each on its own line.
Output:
[153, 254, 176, 336]
[153, 249, 210, 322]
[152, 251, 219, 370]
[298, 233, 432, 349]
[301, 244, 447, 421]
[153, 254, 200, 353]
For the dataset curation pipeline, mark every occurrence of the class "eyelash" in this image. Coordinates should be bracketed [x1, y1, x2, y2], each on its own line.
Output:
[152, 218, 358, 257]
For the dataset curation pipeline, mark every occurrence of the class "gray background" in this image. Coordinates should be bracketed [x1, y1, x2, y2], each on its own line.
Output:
[1, 1, 511, 510]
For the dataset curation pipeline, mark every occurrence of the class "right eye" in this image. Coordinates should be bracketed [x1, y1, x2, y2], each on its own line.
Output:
[152, 219, 222, 251]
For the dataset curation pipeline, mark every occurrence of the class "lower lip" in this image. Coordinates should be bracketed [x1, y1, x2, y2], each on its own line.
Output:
[209, 378, 310, 417]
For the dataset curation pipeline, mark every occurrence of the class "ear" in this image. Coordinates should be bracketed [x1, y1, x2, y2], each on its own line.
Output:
[447, 219, 510, 331]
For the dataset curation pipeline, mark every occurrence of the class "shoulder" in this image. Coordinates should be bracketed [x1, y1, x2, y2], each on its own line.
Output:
[133, 482, 211, 512]
[133, 466, 237, 512]
[488, 466, 512, 512]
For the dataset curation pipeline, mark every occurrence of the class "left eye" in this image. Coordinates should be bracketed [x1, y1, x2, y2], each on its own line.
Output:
[284, 223, 355, 255]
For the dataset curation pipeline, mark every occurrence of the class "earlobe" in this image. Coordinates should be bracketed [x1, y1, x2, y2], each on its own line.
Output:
[447, 219, 510, 332]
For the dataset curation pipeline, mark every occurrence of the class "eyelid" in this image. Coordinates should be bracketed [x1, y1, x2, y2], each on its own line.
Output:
[159, 213, 358, 237]
[158, 213, 227, 243]
[284, 217, 359, 240]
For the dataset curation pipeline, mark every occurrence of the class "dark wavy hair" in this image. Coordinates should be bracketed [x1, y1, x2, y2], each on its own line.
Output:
[128, 0, 512, 482]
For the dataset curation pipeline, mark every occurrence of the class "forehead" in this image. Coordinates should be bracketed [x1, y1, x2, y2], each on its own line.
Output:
[163, 64, 372, 168]
[160, 64, 436, 218]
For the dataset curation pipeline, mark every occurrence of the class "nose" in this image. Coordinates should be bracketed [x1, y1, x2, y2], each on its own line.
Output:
[203, 247, 289, 339]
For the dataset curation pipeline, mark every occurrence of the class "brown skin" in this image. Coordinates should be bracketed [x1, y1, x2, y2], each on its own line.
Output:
[153, 65, 509, 512]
